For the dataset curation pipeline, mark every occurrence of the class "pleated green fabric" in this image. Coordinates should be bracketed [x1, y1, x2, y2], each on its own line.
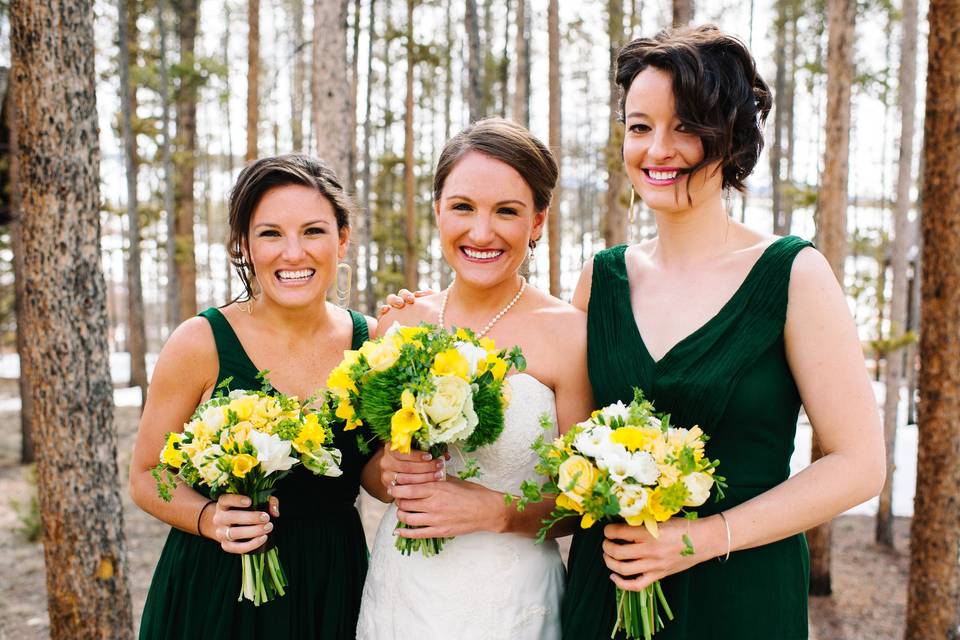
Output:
[139, 307, 373, 640]
[562, 236, 813, 640]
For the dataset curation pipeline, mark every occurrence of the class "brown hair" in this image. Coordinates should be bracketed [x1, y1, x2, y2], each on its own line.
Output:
[433, 118, 558, 212]
[227, 153, 355, 301]
[615, 24, 772, 192]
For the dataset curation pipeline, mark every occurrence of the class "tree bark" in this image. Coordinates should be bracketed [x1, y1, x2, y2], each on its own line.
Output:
[547, 0, 561, 297]
[671, 0, 693, 27]
[158, 0, 179, 332]
[290, 0, 305, 151]
[360, 0, 377, 313]
[905, 0, 960, 635]
[512, 0, 529, 127]
[603, 0, 626, 247]
[223, 0, 235, 300]
[312, 0, 351, 184]
[118, 0, 148, 402]
[809, 0, 856, 596]
[10, 0, 135, 634]
[770, 0, 786, 234]
[403, 0, 417, 290]
[246, 0, 259, 162]
[173, 0, 199, 322]
[876, 0, 917, 549]
[464, 0, 482, 123]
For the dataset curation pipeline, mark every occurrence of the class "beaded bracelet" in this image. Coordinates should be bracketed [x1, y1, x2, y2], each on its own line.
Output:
[717, 511, 732, 563]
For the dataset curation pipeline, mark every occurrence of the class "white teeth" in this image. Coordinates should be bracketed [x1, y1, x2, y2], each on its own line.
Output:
[277, 269, 315, 280]
[649, 169, 678, 180]
[463, 248, 504, 260]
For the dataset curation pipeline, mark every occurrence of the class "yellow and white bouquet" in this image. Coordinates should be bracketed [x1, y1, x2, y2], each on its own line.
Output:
[152, 372, 342, 606]
[326, 321, 525, 556]
[512, 390, 725, 640]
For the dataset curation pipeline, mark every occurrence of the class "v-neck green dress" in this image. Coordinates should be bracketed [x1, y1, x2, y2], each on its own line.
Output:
[139, 307, 374, 640]
[562, 236, 813, 640]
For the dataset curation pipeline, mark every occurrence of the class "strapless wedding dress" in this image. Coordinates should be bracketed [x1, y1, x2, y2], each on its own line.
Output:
[356, 373, 564, 640]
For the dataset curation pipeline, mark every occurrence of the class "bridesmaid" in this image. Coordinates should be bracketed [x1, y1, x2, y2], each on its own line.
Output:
[562, 26, 885, 639]
[129, 154, 386, 639]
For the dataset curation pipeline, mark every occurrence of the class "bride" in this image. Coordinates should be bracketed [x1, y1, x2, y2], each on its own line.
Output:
[356, 118, 593, 640]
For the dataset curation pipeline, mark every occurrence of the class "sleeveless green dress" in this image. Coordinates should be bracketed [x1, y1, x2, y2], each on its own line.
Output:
[140, 307, 374, 640]
[562, 236, 813, 640]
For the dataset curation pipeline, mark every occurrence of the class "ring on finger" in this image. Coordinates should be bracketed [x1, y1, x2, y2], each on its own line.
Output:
[391, 472, 399, 487]
[225, 526, 233, 542]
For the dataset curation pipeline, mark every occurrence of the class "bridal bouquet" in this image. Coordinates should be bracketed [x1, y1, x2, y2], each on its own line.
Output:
[512, 390, 725, 640]
[326, 321, 525, 556]
[152, 373, 342, 605]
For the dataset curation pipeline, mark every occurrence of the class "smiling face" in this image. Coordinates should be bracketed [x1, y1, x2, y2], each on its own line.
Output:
[245, 184, 348, 309]
[434, 150, 545, 289]
[622, 66, 723, 215]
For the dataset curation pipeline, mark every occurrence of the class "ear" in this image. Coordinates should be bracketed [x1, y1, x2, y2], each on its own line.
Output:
[531, 208, 548, 243]
[433, 200, 441, 226]
[338, 226, 351, 260]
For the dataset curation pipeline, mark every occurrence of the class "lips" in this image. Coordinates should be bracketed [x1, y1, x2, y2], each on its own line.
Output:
[460, 247, 505, 262]
[642, 167, 687, 186]
[275, 268, 315, 283]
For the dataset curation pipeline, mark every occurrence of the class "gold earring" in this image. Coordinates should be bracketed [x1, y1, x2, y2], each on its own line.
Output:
[628, 189, 637, 226]
[335, 262, 353, 309]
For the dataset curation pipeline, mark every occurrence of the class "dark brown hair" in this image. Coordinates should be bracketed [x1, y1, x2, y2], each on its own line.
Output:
[615, 24, 772, 192]
[227, 154, 354, 301]
[433, 118, 558, 212]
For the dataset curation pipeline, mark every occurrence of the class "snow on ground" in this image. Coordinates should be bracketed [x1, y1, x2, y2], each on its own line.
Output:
[0, 355, 917, 516]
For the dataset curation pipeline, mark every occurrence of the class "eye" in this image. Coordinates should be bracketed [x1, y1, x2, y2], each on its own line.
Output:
[676, 123, 693, 133]
[304, 226, 326, 235]
[497, 207, 518, 216]
[452, 202, 473, 212]
[257, 229, 281, 238]
[628, 123, 650, 134]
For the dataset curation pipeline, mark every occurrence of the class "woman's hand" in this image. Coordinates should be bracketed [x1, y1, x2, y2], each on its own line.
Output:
[377, 288, 435, 318]
[391, 477, 508, 538]
[380, 446, 447, 492]
[204, 494, 280, 555]
[602, 515, 726, 592]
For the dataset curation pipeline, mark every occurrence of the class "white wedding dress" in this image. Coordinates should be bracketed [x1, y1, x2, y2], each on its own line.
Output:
[356, 373, 565, 640]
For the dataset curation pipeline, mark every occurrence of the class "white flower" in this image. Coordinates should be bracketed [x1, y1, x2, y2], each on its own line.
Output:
[616, 483, 650, 519]
[454, 341, 487, 378]
[419, 376, 479, 444]
[200, 405, 227, 430]
[596, 449, 660, 485]
[573, 425, 614, 459]
[194, 444, 228, 485]
[601, 401, 630, 424]
[228, 389, 249, 400]
[682, 471, 715, 507]
[249, 429, 298, 476]
[303, 447, 344, 478]
[628, 451, 661, 485]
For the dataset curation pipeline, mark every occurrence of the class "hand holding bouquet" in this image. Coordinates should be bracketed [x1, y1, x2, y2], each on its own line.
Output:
[326, 322, 525, 556]
[513, 390, 725, 640]
[152, 373, 342, 605]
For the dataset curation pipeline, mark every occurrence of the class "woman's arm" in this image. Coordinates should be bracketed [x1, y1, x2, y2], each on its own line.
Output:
[571, 258, 595, 312]
[603, 248, 885, 591]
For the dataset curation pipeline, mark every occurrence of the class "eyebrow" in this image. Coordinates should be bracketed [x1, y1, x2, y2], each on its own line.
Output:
[253, 219, 329, 229]
[625, 112, 649, 119]
[446, 195, 527, 207]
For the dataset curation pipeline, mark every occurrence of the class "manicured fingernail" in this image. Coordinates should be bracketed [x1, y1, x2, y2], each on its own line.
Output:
[264, 522, 273, 532]
[260, 512, 269, 522]
[422, 453, 432, 461]
[260, 535, 268, 542]
[241, 498, 251, 506]
[435, 470, 445, 480]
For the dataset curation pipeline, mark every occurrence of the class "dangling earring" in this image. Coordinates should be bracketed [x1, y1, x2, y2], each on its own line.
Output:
[724, 186, 733, 215]
[628, 189, 639, 243]
[335, 262, 353, 309]
[528, 238, 538, 262]
[239, 298, 254, 315]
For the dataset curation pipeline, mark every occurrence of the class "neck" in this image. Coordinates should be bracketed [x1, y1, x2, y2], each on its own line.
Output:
[650, 194, 730, 268]
[249, 295, 335, 336]
[444, 274, 524, 326]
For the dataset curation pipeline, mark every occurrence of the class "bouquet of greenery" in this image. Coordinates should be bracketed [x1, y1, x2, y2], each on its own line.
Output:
[511, 390, 725, 640]
[152, 373, 342, 605]
[326, 321, 525, 556]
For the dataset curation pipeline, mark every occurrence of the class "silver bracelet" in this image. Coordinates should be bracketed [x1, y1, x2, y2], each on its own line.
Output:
[717, 511, 731, 563]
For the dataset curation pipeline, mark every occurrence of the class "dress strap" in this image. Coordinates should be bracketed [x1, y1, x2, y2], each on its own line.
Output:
[348, 309, 369, 350]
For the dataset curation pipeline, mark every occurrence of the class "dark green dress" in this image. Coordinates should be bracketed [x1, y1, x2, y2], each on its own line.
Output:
[562, 236, 813, 640]
[140, 307, 374, 640]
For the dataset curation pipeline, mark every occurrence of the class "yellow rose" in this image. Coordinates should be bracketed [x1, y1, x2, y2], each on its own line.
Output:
[231, 453, 258, 478]
[555, 492, 584, 514]
[256, 396, 282, 420]
[431, 349, 470, 380]
[228, 395, 256, 421]
[361, 339, 401, 372]
[489, 358, 508, 381]
[558, 455, 599, 498]
[160, 433, 185, 467]
[610, 426, 661, 452]
[390, 389, 422, 453]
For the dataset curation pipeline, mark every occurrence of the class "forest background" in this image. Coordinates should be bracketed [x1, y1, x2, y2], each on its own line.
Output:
[0, 0, 958, 638]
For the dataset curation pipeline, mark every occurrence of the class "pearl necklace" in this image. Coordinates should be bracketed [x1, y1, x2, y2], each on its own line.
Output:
[438, 277, 527, 338]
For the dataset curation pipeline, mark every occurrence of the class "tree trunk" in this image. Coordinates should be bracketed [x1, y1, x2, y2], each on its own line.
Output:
[783, 8, 797, 234]
[174, 0, 199, 322]
[671, 0, 693, 27]
[547, 0, 561, 297]
[809, 0, 856, 596]
[770, 0, 786, 234]
[905, 0, 960, 635]
[349, 0, 361, 192]
[290, 0, 305, 151]
[876, 0, 917, 549]
[499, 0, 511, 119]
[512, 0, 529, 127]
[118, 0, 148, 403]
[158, 0, 179, 332]
[403, 0, 417, 290]
[312, 0, 351, 183]
[246, 0, 259, 162]
[360, 0, 377, 314]
[464, 0, 482, 123]
[603, 0, 625, 248]
[10, 0, 135, 634]
[222, 0, 235, 300]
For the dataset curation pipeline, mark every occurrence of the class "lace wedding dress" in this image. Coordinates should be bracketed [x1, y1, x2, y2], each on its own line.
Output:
[356, 373, 565, 640]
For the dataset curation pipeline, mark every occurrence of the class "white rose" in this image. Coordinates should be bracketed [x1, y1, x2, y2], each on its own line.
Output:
[249, 429, 298, 476]
[200, 405, 227, 430]
[419, 376, 478, 444]
[454, 341, 487, 378]
[616, 483, 649, 519]
[682, 471, 715, 507]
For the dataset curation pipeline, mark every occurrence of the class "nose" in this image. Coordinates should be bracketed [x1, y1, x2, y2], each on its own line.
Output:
[281, 235, 306, 261]
[468, 211, 496, 246]
[647, 127, 676, 163]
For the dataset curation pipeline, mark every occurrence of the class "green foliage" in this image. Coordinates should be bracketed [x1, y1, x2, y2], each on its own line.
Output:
[10, 466, 42, 543]
[463, 379, 505, 451]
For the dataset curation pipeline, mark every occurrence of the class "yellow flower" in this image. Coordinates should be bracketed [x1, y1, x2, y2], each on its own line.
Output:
[645, 487, 674, 522]
[500, 379, 512, 406]
[555, 492, 584, 514]
[228, 395, 257, 421]
[294, 413, 327, 452]
[610, 426, 661, 452]
[160, 433, 185, 467]
[336, 396, 360, 430]
[361, 339, 401, 372]
[455, 327, 472, 341]
[390, 389, 422, 453]
[558, 455, 599, 498]
[580, 512, 596, 529]
[256, 396, 282, 420]
[657, 462, 682, 486]
[232, 420, 254, 443]
[231, 453, 258, 478]
[431, 349, 470, 380]
[479, 337, 496, 353]
[326, 366, 358, 394]
[399, 326, 428, 344]
[489, 358, 508, 381]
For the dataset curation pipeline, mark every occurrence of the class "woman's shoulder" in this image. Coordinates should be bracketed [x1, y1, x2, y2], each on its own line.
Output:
[151, 314, 219, 391]
[526, 286, 586, 324]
